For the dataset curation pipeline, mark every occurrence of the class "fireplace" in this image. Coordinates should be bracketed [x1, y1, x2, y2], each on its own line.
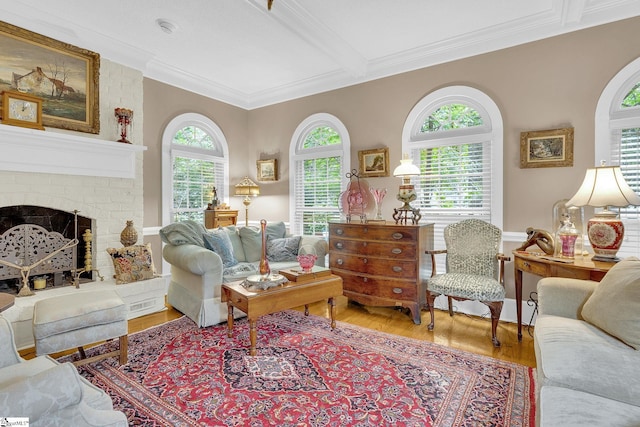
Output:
[0, 205, 95, 294]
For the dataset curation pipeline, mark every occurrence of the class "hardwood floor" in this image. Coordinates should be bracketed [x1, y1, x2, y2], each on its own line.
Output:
[21, 296, 536, 367]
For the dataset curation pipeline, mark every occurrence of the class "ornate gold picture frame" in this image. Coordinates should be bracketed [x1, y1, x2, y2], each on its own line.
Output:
[358, 147, 390, 177]
[0, 21, 100, 134]
[520, 127, 574, 168]
[257, 159, 278, 181]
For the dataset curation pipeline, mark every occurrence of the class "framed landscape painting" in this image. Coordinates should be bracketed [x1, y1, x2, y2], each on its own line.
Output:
[520, 127, 574, 168]
[359, 147, 390, 177]
[257, 159, 278, 181]
[0, 21, 100, 134]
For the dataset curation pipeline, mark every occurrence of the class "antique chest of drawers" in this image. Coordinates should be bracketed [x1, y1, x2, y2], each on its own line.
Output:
[328, 221, 434, 324]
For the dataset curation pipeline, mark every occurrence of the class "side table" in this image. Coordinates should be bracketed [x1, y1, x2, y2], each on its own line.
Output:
[0, 293, 14, 312]
[513, 250, 613, 341]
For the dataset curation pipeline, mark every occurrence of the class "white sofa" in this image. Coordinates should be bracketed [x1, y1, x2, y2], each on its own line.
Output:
[534, 257, 640, 426]
[0, 316, 127, 426]
[160, 220, 328, 327]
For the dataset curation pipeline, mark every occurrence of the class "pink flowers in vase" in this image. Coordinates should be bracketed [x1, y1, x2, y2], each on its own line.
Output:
[371, 188, 387, 220]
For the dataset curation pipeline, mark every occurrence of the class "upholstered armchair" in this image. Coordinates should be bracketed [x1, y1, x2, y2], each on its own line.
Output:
[425, 219, 510, 347]
[0, 316, 127, 426]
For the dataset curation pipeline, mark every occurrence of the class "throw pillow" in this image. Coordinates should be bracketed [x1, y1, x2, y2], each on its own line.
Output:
[266, 221, 287, 240]
[239, 221, 289, 263]
[267, 236, 301, 262]
[239, 226, 262, 262]
[581, 256, 640, 349]
[223, 226, 246, 262]
[203, 229, 239, 268]
[106, 243, 156, 285]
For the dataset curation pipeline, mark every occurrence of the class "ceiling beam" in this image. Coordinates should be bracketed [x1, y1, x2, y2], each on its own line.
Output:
[247, 0, 368, 77]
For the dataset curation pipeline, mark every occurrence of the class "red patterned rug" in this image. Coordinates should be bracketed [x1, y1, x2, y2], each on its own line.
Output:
[68, 311, 535, 426]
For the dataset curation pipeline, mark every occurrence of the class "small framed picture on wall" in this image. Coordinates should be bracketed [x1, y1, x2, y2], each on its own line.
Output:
[358, 147, 390, 177]
[257, 159, 278, 181]
[520, 127, 574, 168]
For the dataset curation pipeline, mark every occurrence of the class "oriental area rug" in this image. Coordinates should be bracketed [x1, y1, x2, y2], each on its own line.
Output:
[68, 311, 535, 426]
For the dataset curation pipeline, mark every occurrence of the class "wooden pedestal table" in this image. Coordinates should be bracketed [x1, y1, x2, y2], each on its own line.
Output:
[221, 274, 343, 356]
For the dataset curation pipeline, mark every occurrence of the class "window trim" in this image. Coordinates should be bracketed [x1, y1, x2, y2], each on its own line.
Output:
[161, 113, 229, 227]
[289, 113, 351, 235]
[402, 85, 504, 229]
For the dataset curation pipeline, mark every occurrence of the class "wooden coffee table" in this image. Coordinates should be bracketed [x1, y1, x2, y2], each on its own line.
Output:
[221, 274, 343, 356]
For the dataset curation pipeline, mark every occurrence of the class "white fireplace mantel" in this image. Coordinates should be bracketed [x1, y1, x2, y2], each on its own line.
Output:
[0, 124, 146, 179]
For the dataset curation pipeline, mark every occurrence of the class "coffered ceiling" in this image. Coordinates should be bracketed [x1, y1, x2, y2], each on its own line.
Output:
[2, 0, 640, 109]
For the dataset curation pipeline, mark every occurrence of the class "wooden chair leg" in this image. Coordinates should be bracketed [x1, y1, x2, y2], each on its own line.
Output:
[78, 346, 86, 359]
[426, 291, 436, 331]
[447, 296, 454, 316]
[486, 301, 504, 347]
[119, 335, 128, 365]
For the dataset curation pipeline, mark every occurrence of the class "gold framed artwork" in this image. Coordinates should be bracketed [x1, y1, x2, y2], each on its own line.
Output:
[358, 147, 390, 177]
[0, 21, 100, 134]
[257, 159, 278, 181]
[520, 127, 574, 168]
[1, 90, 44, 130]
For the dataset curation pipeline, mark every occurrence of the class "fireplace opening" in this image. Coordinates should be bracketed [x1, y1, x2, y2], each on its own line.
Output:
[0, 205, 94, 294]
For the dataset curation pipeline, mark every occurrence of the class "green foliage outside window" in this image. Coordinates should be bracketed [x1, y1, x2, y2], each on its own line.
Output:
[622, 83, 640, 108]
[420, 104, 483, 133]
[297, 126, 343, 236]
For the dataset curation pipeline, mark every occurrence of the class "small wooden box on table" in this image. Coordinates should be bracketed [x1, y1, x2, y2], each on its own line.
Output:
[328, 221, 434, 324]
[205, 209, 238, 229]
[221, 273, 343, 356]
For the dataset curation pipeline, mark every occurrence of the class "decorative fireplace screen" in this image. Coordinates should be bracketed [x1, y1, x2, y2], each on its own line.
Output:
[0, 224, 77, 294]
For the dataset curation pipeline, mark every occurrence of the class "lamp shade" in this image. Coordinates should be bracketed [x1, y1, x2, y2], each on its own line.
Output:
[566, 166, 640, 208]
[566, 165, 640, 261]
[234, 177, 260, 197]
[393, 156, 420, 177]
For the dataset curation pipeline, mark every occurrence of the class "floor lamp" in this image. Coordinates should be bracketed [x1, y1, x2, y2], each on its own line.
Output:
[235, 177, 260, 226]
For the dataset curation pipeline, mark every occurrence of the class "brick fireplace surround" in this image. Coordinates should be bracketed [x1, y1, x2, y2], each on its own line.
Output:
[0, 124, 168, 349]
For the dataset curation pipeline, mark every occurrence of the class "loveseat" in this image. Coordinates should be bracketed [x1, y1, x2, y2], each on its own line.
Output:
[0, 316, 127, 426]
[534, 256, 640, 426]
[160, 220, 328, 327]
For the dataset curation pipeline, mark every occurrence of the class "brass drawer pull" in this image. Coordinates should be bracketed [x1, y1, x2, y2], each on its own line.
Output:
[363, 258, 368, 264]
[336, 242, 343, 249]
[391, 248, 402, 254]
[392, 266, 402, 273]
[362, 242, 367, 247]
[337, 259, 343, 265]
[336, 229, 344, 235]
[362, 277, 368, 283]
[392, 287, 403, 294]
[523, 262, 530, 268]
[392, 232, 403, 240]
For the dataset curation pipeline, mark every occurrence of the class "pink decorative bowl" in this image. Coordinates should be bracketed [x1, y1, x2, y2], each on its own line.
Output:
[297, 254, 317, 273]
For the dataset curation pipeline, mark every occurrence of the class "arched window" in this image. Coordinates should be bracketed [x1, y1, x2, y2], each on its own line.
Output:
[162, 113, 229, 225]
[289, 113, 350, 236]
[595, 57, 640, 257]
[402, 86, 503, 250]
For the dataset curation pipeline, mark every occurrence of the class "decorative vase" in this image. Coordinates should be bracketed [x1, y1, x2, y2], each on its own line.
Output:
[259, 219, 270, 277]
[371, 188, 387, 220]
[120, 220, 138, 247]
[297, 254, 317, 273]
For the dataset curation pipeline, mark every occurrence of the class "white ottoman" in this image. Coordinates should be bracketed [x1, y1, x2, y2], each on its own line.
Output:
[33, 290, 128, 366]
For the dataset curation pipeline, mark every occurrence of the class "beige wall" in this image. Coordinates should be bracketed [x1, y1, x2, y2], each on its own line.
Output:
[142, 17, 640, 294]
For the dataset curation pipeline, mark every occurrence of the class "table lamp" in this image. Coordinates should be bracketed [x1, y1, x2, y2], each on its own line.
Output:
[235, 177, 260, 226]
[566, 164, 640, 261]
[392, 153, 422, 224]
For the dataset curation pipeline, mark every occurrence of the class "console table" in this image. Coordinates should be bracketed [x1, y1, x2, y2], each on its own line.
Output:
[513, 250, 613, 341]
